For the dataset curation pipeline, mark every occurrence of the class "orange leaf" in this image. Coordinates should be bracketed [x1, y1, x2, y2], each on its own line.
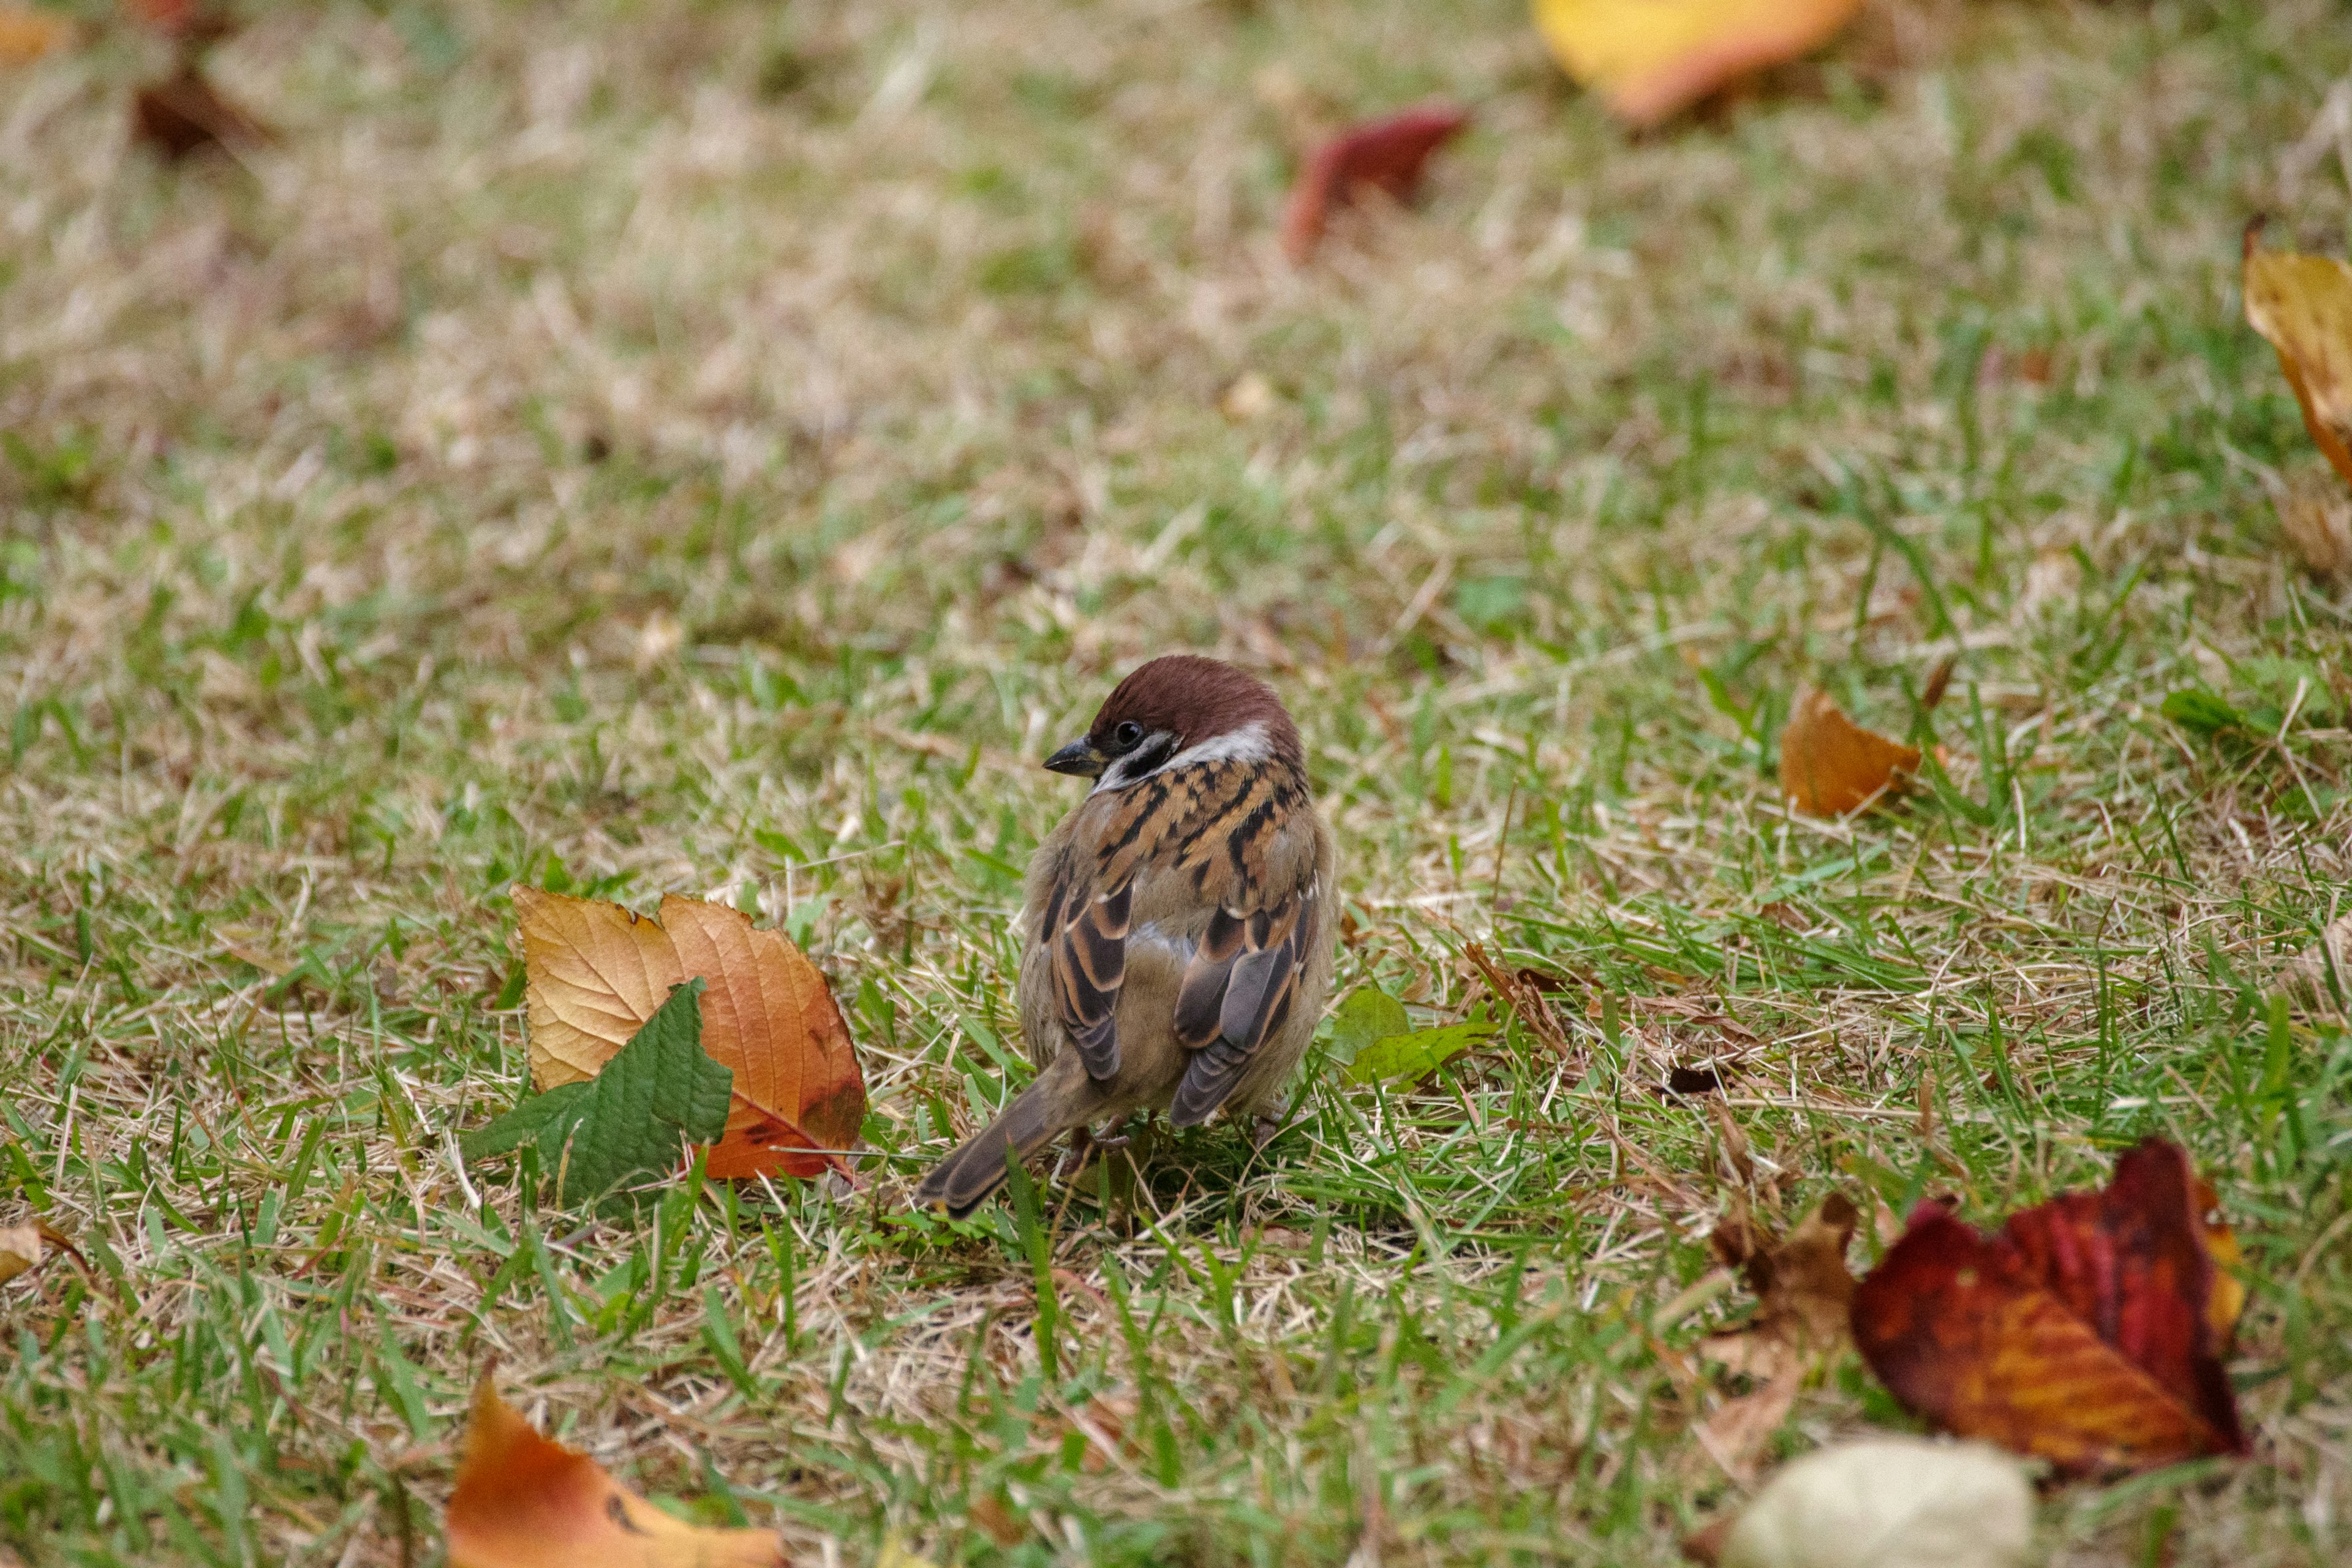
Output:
[1850, 1139, 2247, 1476]
[1532, 0, 1867, 129]
[0, 7, 72, 66]
[514, 886, 867, 1178]
[2243, 221, 2352, 491]
[445, 1379, 784, 1568]
[1777, 687, 1918, 817]
[1280, 104, 1470, 264]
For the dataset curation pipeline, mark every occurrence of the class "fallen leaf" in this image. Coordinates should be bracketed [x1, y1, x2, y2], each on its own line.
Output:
[1687, 1436, 2032, 1568]
[1710, 1193, 1860, 1351]
[0, 1227, 42, 1285]
[462, 981, 733, 1210]
[1280, 102, 1470, 263]
[1665, 1064, 1728, 1095]
[1342, 1008, 1497, 1087]
[0, 1219, 85, 1286]
[0, 7, 72, 65]
[514, 886, 867, 1178]
[2160, 688, 2245, 738]
[445, 1379, 783, 1568]
[1777, 686, 1918, 816]
[133, 66, 272, 161]
[967, 1495, 1025, 1548]
[2282, 913, 2352, 1012]
[1691, 1363, 1801, 1482]
[1533, 0, 1868, 129]
[2244, 220, 2352, 490]
[1696, 1191, 1858, 1471]
[1850, 1138, 2247, 1476]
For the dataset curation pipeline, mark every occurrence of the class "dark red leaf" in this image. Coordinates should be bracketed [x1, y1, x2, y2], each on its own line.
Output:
[1281, 103, 1471, 263]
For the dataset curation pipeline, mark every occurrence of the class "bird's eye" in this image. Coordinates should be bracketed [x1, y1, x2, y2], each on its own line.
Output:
[1112, 721, 1144, 751]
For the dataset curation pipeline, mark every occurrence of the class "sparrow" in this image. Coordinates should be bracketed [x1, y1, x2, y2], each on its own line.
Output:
[915, 655, 1338, 1219]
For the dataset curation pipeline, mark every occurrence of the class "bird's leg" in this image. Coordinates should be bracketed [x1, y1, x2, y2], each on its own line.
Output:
[1054, 1122, 1096, 1182]
[1249, 1095, 1293, 1151]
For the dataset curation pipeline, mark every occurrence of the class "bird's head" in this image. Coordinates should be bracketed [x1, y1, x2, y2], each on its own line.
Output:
[1043, 655, 1303, 791]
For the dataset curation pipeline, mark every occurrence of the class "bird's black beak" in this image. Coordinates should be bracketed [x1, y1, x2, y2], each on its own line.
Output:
[1043, 737, 1106, 778]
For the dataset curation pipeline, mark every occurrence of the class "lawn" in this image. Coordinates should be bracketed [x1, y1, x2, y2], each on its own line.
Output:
[2, 0, 2350, 1563]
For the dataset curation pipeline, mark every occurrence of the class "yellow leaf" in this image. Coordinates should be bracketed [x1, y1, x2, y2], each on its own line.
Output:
[2244, 223, 2352, 491]
[0, 7, 72, 67]
[1532, 0, 1866, 128]
[445, 1379, 784, 1568]
[512, 886, 867, 1179]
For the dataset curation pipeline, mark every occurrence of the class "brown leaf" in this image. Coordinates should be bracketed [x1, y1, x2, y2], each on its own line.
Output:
[1534, 0, 1868, 128]
[1705, 1193, 1860, 1360]
[1280, 103, 1470, 263]
[967, 1495, 1025, 1548]
[0, 7, 72, 65]
[0, 1219, 85, 1286]
[133, 66, 272, 161]
[1850, 1139, 2247, 1476]
[514, 886, 867, 1179]
[1777, 687, 1919, 816]
[0, 1226, 42, 1286]
[445, 1379, 783, 1568]
[1691, 1363, 1801, 1482]
[2244, 220, 2352, 491]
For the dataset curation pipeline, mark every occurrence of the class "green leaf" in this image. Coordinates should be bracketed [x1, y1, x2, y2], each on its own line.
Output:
[1327, 986, 1409, 1068]
[459, 1081, 589, 1161]
[461, 979, 731, 1213]
[2160, 690, 2244, 736]
[1343, 1011, 1497, 1087]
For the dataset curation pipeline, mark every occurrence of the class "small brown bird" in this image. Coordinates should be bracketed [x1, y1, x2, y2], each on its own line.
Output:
[916, 655, 1338, 1218]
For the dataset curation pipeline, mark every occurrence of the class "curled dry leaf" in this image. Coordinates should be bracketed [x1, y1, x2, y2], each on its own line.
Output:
[1777, 687, 1918, 817]
[0, 1219, 85, 1286]
[134, 66, 273, 161]
[1692, 1194, 1859, 1477]
[2244, 220, 2352, 490]
[445, 1379, 784, 1568]
[1686, 1437, 2032, 1568]
[1851, 1138, 2247, 1476]
[1280, 103, 1470, 263]
[1533, 0, 1867, 129]
[0, 7, 72, 65]
[514, 886, 867, 1178]
[1708, 1193, 1860, 1361]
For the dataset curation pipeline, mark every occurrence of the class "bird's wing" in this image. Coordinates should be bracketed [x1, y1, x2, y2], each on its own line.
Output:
[1041, 867, 1130, 1079]
[1168, 880, 1319, 1126]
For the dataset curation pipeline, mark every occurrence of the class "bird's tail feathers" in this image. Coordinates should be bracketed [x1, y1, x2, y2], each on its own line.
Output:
[914, 1068, 1108, 1219]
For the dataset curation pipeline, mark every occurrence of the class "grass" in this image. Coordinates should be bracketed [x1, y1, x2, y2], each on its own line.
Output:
[2, 0, 2350, 1562]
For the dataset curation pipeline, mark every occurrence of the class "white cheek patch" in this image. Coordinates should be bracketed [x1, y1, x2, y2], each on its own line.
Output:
[1165, 721, 1272, 770]
[1091, 720, 1273, 793]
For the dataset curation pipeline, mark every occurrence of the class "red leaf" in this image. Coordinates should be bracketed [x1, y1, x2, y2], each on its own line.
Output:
[1850, 1139, 2247, 1476]
[1281, 103, 1470, 264]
